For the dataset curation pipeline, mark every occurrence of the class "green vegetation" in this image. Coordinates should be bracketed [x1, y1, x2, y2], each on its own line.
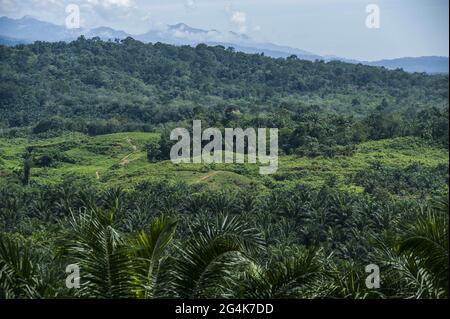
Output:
[0, 38, 448, 299]
[0, 133, 447, 193]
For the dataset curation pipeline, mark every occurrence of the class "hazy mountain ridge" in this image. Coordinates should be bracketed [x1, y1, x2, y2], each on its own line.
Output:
[365, 56, 449, 74]
[0, 16, 448, 74]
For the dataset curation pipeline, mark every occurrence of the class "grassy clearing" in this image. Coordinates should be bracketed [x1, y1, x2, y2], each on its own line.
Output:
[0, 133, 447, 191]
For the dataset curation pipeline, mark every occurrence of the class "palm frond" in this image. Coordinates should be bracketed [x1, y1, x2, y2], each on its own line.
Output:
[0, 234, 41, 298]
[61, 208, 133, 298]
[171, 214, 264, 298]
[129, 214, 178, 298]
[237, 247, 324, 298]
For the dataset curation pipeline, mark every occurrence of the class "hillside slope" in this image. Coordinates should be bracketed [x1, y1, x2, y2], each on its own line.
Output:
[0, 132, 447, 196]
[0, 38, 448, 129]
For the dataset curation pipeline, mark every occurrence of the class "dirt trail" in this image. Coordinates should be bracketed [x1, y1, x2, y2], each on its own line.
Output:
[198, 171, 218, 182]
[119, 138, 138, 166]
[95, 137, 138, 178]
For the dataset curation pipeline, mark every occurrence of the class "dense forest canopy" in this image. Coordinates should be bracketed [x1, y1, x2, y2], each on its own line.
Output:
[0, 37, 448, 126]
[0, 37, 448, 156]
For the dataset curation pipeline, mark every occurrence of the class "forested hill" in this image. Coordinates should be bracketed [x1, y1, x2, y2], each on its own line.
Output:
[0, 37, 448, 130]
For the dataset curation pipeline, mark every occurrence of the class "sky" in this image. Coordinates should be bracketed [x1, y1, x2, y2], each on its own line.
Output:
[0, 0, 448, 61]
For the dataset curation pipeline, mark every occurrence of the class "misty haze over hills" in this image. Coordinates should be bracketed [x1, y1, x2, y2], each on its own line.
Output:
[0, 16, 448, 74]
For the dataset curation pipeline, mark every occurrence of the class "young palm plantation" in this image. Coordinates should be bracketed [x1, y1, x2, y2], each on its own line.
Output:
[0, 184, 447, 299]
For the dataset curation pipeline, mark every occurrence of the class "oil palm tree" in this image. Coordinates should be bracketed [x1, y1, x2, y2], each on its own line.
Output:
[169, 214, 265, 298]
[0, 234, 57, 298]
[236, 246, 325, 298]
[60, 205, 268, 299]
[61, 208, 133, 298]
[374, 197, 448, 298]
[398, 198, 448, 294]
[129, 214, 177, 298]
[62, 208, 178, 298]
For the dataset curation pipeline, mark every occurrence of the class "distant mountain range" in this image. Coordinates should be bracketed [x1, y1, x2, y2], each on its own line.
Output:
[0, 16, 448, 74]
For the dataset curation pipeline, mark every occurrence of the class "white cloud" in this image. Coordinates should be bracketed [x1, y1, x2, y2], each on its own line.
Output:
[184, 0, 195, 10]
[231, 11, 246, 24]
[230, 11, 247, 33]
[224, 3, 232, 13]
[0, 0, 17, 12]
[86, 0, 133, 8]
